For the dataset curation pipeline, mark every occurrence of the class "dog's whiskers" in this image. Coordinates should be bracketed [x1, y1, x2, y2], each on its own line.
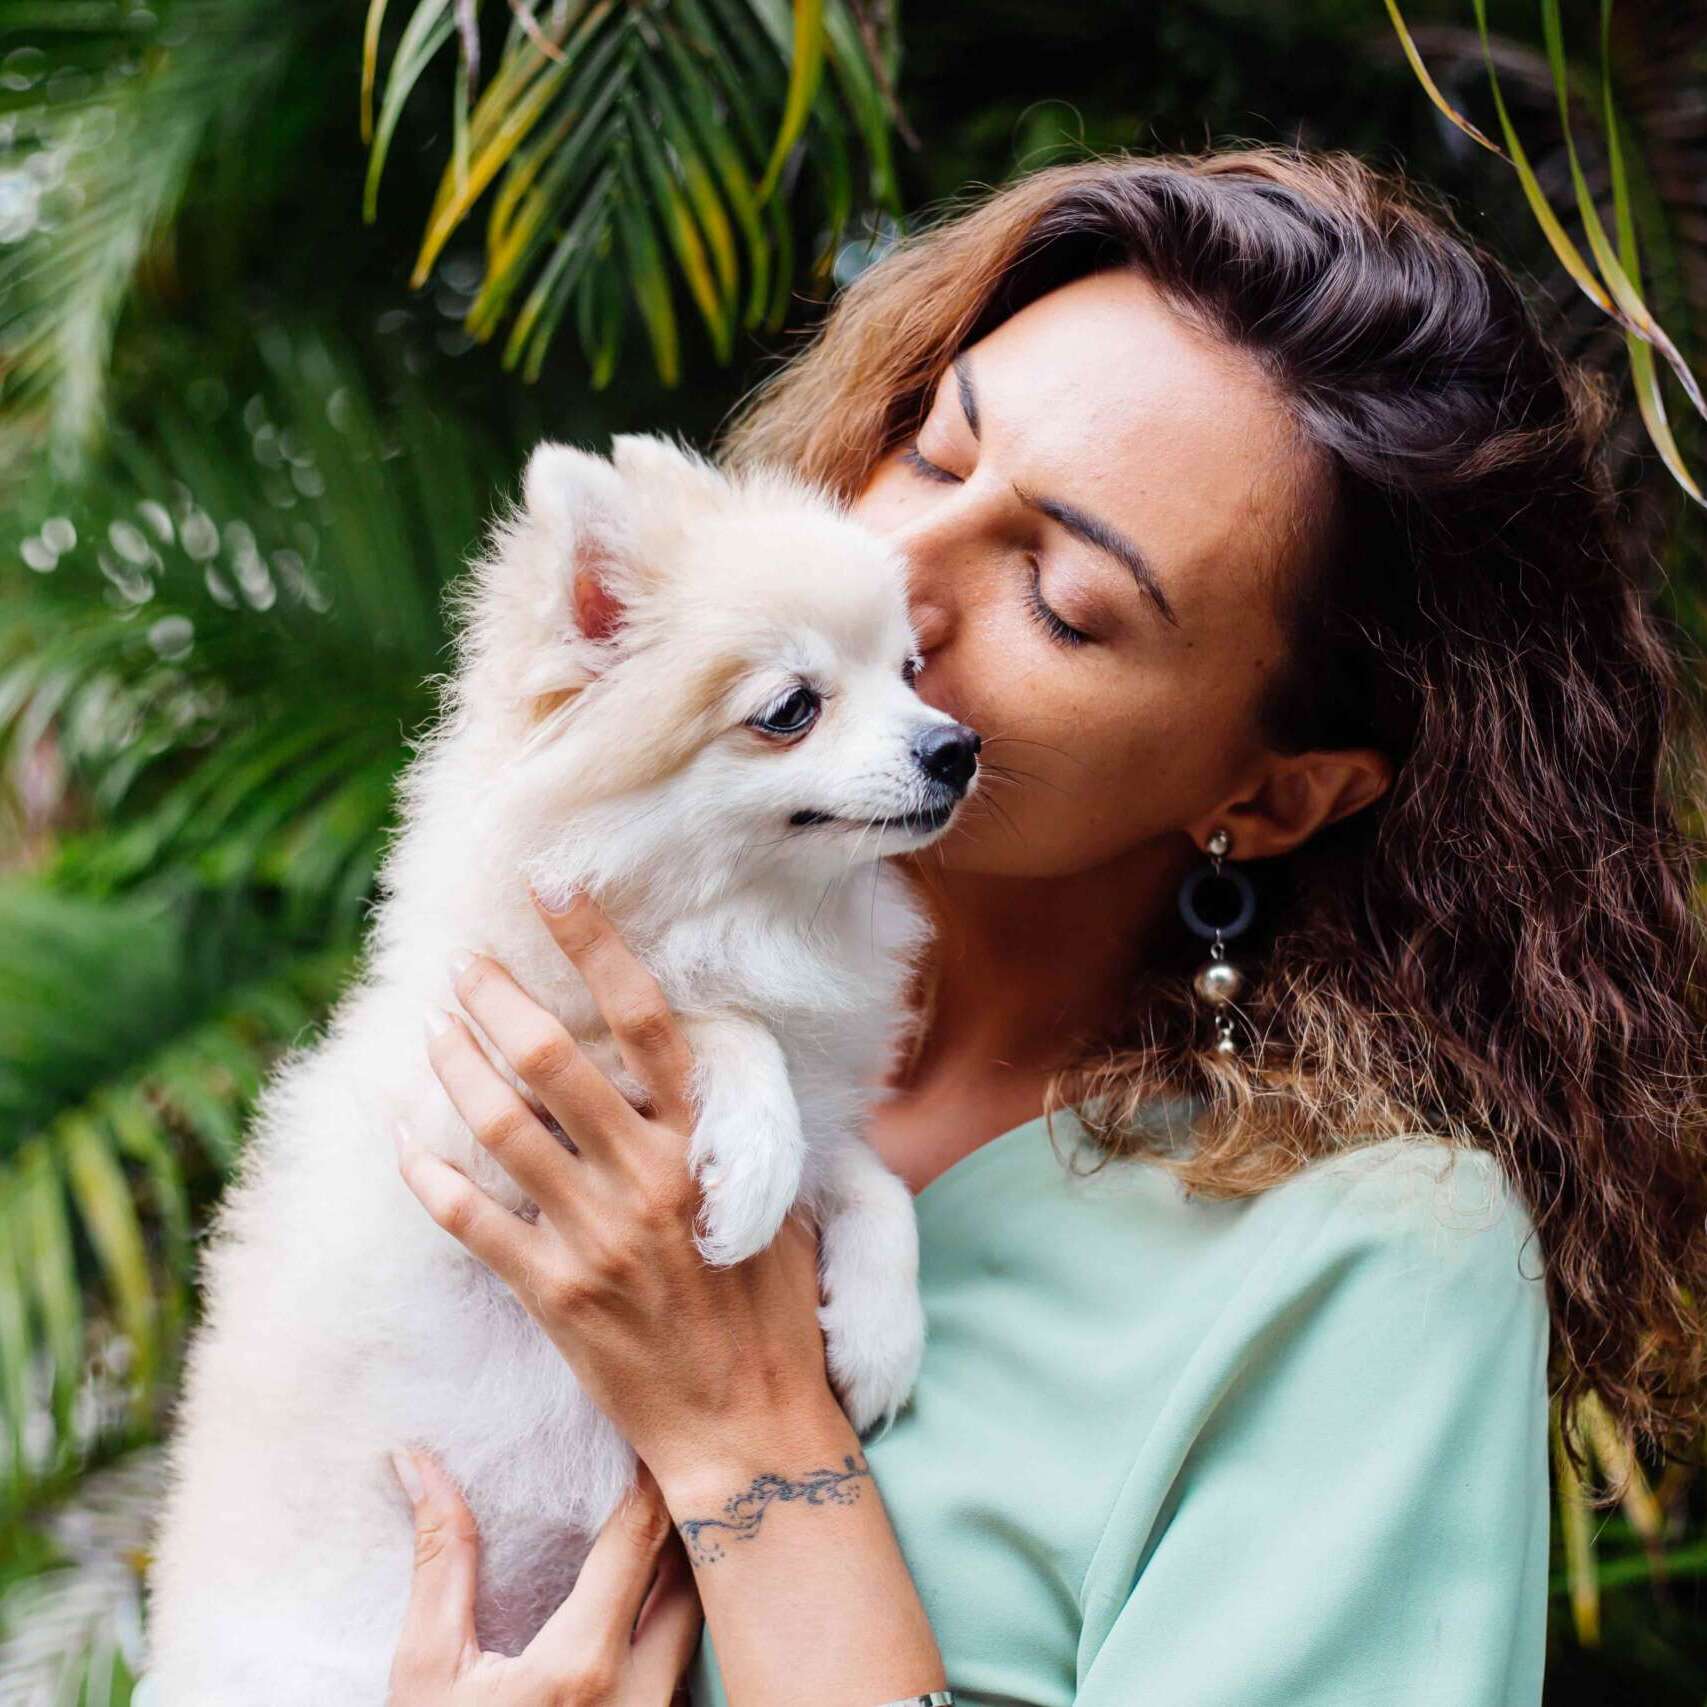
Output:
[808, 873, 838, 934]
[868, 848, 883, 957]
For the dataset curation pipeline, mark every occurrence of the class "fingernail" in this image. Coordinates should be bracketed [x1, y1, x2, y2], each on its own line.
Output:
[422, 1004, 452, 1040]
[390, 1447, 424, 1503]
[448, 947, 476, 978]
[392, 1118, 414, 1159]
[531, 884, 580, 916]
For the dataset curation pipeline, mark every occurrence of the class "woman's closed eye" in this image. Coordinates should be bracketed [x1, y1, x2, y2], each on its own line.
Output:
[900, 438, 1093, 649]
[1023, 556, 1091, 648]
[899, 440, 960, 485]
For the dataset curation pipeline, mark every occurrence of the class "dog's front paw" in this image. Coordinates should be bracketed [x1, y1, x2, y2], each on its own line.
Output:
[819, 1285, 926, 1438]
[680, 1015, 806, 1268]
[691, 1130, 804, 1268]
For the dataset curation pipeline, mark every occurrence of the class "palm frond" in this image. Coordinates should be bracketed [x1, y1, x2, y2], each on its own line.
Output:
[0, 0, 298, 473]
[2, 326, 497, 917]
[0, 1443, 159, 1707]
[1384, 1, 1705, 509]
[1553, 1401, 1602, 1645]
[0, 328, 500, 1497]
[0, 877, 353, 1510]
[363, 0, 906, 384]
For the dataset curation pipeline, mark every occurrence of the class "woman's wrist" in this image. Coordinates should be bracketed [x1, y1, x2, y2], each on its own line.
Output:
[647, 1394, 948, 1703]
[647, 1387, 862, 1519]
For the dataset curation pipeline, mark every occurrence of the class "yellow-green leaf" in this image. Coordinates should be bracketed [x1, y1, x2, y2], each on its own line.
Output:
[756, 0, 826, 203]
[627, 93, 732, 361]
[504, 169, 615, 374]
[364, 1, 457, 223]
[614, 155, 680, 385]
[475, 80, 625, 339]
[0, 1189, 33, 1488]
[1553, 1403, 1600, 1646]
[1596, 0, 1703, 506]
[1382, 0, 1506, 159]
[18, 1139, 81, 1438]
[361, 0, 392, 144]
[60, 1113, 158, 1409]
[1538, 0, 1704, 425]
[655, 9, 773, 328]
[1466, 0, 1614, 318]
[412, 0, 618, 285]
[636, 49, 739, 311]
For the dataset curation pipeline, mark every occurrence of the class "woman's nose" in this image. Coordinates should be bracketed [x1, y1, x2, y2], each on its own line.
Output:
[907, 585, 952, 654]
[885, 507, 975, 652]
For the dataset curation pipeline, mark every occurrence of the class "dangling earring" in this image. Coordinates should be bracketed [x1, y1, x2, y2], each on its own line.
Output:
[1176, 827, 1257, 1057]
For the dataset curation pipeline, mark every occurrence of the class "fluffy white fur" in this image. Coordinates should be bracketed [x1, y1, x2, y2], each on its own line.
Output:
[141, 432, 978, 1703]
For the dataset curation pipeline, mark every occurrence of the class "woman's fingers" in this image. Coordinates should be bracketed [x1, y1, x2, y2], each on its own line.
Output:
[393, 1116, 549, 1286]
[448, 953, 645, 1154]
[387, 1447, 479, 1695]
[386, 1447, 703, 1706]
[528, 889, 700, 1133]
[524, 1459, 678, 1677]
[630, 1533, 706, 1696]
[423, 1006, 598, 1226]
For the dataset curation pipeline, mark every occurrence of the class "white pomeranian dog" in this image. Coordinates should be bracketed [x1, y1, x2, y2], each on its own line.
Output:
[141, 432, 980, 1704]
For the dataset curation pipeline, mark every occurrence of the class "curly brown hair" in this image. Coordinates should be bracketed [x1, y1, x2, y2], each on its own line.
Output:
[712, 143, 1707, 1467]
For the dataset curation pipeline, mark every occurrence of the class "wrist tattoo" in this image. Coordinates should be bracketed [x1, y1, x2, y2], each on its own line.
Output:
[676, 1451, 872, 1565]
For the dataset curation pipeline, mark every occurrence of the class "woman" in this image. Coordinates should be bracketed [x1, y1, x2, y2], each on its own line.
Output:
[382, 146, 1707, 1705]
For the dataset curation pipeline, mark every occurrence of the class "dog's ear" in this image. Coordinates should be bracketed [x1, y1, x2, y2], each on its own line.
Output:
[522, 440, 638, 645]
[524, 439, 626, 537]
[609, 431, 729, 503]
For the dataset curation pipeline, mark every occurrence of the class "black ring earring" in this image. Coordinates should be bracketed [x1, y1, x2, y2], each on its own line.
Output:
[1176, 827, 1256, 1057]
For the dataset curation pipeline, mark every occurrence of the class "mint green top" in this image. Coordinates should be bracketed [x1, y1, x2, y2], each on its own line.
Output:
[687, 1101, 1552, 1706]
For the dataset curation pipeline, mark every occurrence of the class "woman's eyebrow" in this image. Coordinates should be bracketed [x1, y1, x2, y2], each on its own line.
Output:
[952, 353, 982, 437]
[949, 352, 1180, 629]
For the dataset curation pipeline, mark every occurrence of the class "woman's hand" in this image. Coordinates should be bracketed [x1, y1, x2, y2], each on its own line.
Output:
[394, 885, 838, 1490]
[394, 894, 947, 1704]
[386, 1445, 700, 1705]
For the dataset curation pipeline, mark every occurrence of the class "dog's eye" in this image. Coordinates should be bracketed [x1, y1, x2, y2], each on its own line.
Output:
[901, 653, 924, 687]
[750, 685, 820, 738]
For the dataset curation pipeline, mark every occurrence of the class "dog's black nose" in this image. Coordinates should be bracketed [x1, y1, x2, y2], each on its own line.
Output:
[913, 722, 981, 793]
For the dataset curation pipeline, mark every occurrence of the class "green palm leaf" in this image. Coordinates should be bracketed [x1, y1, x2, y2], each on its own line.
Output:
[2, 328, 492, 916]
[0, 329, 502, 1498]
[0, 0, 298, 471]
[1385, 0, 1704, 508]
[0, 878, 353, 1509]
[0, 1442, 159, 1704]
[363, 0, 906, 383]
[754, 0, 827, 203]
[1592, 0, 1701, 509]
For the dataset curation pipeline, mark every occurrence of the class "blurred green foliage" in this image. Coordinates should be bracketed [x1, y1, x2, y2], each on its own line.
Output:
[0, 2, 1703, 1700]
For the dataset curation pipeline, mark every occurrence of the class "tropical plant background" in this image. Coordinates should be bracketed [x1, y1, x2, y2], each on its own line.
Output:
[1, 1, 1703, 1701]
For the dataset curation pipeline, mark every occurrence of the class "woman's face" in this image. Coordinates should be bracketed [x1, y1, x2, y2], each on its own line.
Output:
[850, 264, 1357, 880]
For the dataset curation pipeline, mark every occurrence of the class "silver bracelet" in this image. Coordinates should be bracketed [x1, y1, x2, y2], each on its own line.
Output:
[874, 1695, 953, 1706]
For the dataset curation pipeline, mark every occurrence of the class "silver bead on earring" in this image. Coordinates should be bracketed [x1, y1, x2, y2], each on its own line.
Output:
[1176, 826, 1257, 1057]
